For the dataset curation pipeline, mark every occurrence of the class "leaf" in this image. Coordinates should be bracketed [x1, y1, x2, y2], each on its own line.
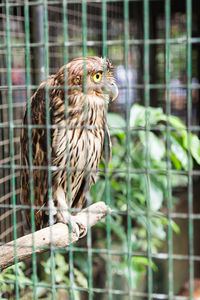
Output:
[107, 113, 126, 135]
[149, 180, 163, 211]
[149, 133, 165, 161]
[55, 269, 65, 283]
[148, 107, 165, 125]
[150, 219, 166, 241]
[170, 135, 189, 170]
[171, 220, 180, 234]
[91, 179, 105, 203]
[35, 283, 50, 298]
[183, 133, 200, 164]
[161, 218, 180, 234]
[74, 268, 88, 288]
[171, 173, 188, 187]
[109, 216, 127, 242]
[130, 104, 164, 127]
[168, 115, 186, 130]
[132, 257, 158, 272]
[130, 104, 146, 127]
[55, 253, 68, 269]
[170, 152, 182, 170]
[138, 131, 165, 161]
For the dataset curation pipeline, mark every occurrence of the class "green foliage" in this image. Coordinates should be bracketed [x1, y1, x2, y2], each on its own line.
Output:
[42, 253, 87, 289]
[0, 262, 32, 299]
[38, 253, 88, 300]
[0, 254, 87, 300]
[91, 104, 200, 287]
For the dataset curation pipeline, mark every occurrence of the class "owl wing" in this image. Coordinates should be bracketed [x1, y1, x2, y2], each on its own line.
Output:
[20, 87, 50, 230]
[102, 124, 112, 163]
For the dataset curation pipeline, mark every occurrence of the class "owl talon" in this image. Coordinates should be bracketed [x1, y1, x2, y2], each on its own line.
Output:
[69, 220, 80, 237]
[70, 216, 87, 239]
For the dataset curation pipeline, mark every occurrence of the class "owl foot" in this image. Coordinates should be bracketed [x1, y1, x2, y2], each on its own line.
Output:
[57, 213, 87, 238]
[69, 216, 87, 239]
[56, 209, 87, 238]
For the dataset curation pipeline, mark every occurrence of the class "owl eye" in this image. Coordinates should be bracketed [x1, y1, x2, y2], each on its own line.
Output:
[93, 72, 102, 82]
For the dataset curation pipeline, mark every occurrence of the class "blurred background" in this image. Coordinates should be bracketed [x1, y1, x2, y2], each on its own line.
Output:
[0, 0, 200, 299]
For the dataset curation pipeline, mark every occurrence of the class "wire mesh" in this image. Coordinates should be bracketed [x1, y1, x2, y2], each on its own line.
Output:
[0, 1, 200, 300]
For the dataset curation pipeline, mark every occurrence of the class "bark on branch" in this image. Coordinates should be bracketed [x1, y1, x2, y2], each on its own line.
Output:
[0, 202, 111, 271]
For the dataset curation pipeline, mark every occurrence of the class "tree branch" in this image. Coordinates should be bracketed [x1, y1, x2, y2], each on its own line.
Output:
[0, 202, 111, 271]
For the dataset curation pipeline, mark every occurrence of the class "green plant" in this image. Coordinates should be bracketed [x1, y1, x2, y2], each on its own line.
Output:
[0, 262, 32, 299]
[42, 253, 87, 297]
[90, 104, 200, 288]
[0, 254, 88, 300]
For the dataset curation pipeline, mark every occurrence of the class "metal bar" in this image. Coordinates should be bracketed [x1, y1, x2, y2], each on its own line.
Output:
[2, 37, 200, 50]
[102, 0, 112, 299]
[143, 0, 153, 298]
[43, 1, 56, 298]
[24, 1, 38, 298]
[81, 2, 94, 299]
[2, 202, 200, 220]
[0, 0, 168, 8]
[165, 0, 174, 299]
[124, 0, 133, 298]
[186, 0, 194, 299]
[0, 82, 199, 93]
[5, 0, 19, 297]
[30, 3, 45, 85]
[1, 241, 200, 262]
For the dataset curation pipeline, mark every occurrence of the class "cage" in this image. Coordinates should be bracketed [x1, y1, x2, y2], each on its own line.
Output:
[0, 1, 200, 299]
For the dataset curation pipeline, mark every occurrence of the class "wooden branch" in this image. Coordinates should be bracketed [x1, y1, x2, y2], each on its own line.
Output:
[0, 202, 111, 271]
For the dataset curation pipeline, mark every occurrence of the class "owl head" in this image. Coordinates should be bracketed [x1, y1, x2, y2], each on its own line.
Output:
[57, 56, 118, 103]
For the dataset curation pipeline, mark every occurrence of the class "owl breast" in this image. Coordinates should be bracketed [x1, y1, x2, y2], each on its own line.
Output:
[69, 128, 104, 203]
[52, 125, 104, 207]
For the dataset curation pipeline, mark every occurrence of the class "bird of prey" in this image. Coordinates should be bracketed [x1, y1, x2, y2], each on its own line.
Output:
[20, 56, 118, 236]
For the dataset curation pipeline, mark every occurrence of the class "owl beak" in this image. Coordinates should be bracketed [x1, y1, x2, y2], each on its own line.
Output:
[104, 80, 118, 102]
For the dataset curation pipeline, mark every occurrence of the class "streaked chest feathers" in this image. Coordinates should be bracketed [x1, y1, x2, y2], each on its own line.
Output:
[51, 94, 105, 205]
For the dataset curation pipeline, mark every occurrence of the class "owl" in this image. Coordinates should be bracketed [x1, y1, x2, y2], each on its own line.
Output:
[20, 56, 118, 236]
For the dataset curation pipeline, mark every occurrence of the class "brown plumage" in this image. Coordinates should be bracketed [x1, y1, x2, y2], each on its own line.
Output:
[20, 56, 118, 234]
